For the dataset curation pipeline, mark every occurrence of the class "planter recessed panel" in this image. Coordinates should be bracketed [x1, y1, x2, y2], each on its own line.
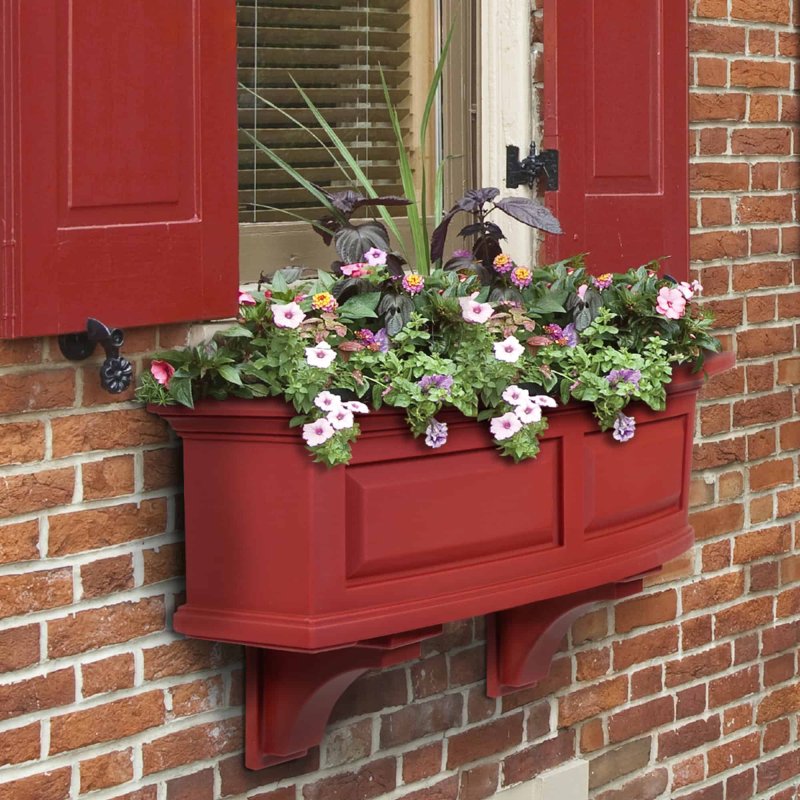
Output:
[344, 443, 561, 581]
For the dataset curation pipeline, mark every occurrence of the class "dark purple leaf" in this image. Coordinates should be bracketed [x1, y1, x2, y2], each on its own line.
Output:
[352, 195, 411, 211]
[493, 197, 562, 234]
[473, 236, 503, 267]
[430, 205, 461, 263]
[385, 253, 406, 277]
[334, 221, 390, 263]
[443, 254, 476, 271]
[457, 187, 500, 212]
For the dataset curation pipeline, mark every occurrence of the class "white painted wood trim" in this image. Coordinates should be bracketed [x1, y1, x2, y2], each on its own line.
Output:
[479, 0, 535, 266]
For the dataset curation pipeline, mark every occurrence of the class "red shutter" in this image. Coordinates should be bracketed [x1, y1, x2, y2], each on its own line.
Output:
[1, 1, 238, 339]
[543, 0, 689, 280]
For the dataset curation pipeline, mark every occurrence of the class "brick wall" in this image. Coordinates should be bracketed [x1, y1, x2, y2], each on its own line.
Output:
[0, 1, 797, 798]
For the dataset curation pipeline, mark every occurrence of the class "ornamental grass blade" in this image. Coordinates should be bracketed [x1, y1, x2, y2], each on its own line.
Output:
[290, 78, 407, 260]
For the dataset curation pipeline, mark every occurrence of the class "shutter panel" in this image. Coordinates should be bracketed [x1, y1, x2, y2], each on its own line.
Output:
[237, 0, 412, 223]
[543, 0, 689, 280]
[1, 0, 238, 339]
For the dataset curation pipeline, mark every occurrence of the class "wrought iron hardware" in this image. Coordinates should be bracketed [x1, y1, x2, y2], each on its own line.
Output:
[58, 318, 133, 394]
[506, 143, 559, 191]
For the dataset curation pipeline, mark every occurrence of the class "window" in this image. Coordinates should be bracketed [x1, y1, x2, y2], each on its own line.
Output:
[236, 0, 479, 279]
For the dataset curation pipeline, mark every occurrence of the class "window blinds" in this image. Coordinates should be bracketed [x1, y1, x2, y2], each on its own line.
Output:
[237, 0, 412, 223]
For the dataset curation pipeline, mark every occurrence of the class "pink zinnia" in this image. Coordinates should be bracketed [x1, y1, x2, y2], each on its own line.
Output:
[302, 418, 335, 447]
[341, 263, 370, 278]
[150, 360, 175, 388]
[490, 412, 522, 441]
[655, 287, 687, 320]
[459, 293, 493, 324]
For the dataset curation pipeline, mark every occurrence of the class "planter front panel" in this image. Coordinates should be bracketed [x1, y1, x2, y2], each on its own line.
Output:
[160, 376, 705, 650]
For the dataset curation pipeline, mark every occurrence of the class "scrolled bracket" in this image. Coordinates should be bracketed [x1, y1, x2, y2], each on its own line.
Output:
[58, 318, 133, 394]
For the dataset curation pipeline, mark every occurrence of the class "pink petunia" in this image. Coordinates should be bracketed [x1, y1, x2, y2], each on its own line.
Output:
[363, 248, 387, 266]
[345, 400, 370, 414]
[150, 360, 175, 388]
[340, 263, 370, 278]
[655, 287, 687, 320]
[490, 412, 522, 441]
[314, 391, 343, 412]
[238, 290, 256, 306]
[304, 341, 337, 369]
[272, 302, 306, 329]
[327, 407, 354, 430]
[531, 394, 557, 408]
[493, 336, 524, 363]
[502, 385, 531, 406]
[514, 403, 542, 424]
[459, 293, 494, 324]
[302, 418, 335, 447]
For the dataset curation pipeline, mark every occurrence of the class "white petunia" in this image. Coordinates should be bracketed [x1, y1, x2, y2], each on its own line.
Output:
[305, 341, 336, 369]
[502, 385, 531, 406]
[302, 418, 335, 446]
[490, 412, 522, 441]
[514, 403, 542, 424]
[272, 302, 306, 329]
[314, 391, 343, 412]
[327, 407, 354, 430]
[493, 336, 524, 363]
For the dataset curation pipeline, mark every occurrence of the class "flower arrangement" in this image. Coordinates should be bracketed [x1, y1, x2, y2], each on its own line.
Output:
[137, 51, 720, 466]
[138, 186, 719, 466]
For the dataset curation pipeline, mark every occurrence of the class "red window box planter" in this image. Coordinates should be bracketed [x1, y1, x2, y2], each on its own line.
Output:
[152, 350, 732, 768]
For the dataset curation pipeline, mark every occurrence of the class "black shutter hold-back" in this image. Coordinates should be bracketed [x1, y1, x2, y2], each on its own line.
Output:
[506, 142, 559, 191]
[58, 318, 134, 394]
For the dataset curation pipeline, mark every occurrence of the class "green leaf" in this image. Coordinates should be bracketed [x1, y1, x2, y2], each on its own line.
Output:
[289, 415, 306, 428]
[170, 376, 194, 409]
[339, 292, 382, 319]
[218, 365, 243, 385]
[271, 270, 289, 295]
[220, 325, 253, 339]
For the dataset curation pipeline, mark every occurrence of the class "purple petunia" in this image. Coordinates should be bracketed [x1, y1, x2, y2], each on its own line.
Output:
[607, 368, 642, 388]
[424, 419, 449, 449]
[418, 374, 454, 393]
[544, 323, 578, 347]
[612, 412, 636, 443]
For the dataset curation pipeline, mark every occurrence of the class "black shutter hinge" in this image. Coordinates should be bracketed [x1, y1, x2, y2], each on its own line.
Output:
[506, 143, 559, 191]
[58, 318, 134, 394]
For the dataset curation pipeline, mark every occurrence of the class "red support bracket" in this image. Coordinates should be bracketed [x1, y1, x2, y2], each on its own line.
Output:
[245, 626, 442, 769]
[486, 580, 644, 697]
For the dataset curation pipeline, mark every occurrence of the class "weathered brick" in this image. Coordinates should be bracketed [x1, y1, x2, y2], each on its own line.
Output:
[51, 408, 169, 457]
[0, 567, 72, 618]
[302, 757, 396, 800]
[0, 420, 45, 464]
[402, 742, 443, 784]
[79, 749, 134, 793]
[80, 554, 135, 598]
[756, 684, 800, 723]
[50, 691, 165, 754]
[613, 627, 680, 670]
[0, 468, 74, 520]
[0, 768, 71, 800]
[166, 769, 215, 800]
[709, 666, 760, 708]
[707, 732, 761, 776]
[0, 370, 75, 414]
[590, 738, 651, 790]
[683, 572, 744, 611]
[82, 455, 135, 500]
[0, 667, 75, 721]
[0, 721, 40, 766]
[607, 696, 674, 744]
[659, 716, 721, 760]
[502, 730, 576, 785]
[48, 596, 165, 658]
[381, 694, 462, 749]
[665, 645, 732, 687]
[446, 713, 523, 768]
[48, 499, 167, 556]
[732, 0, 791, 23]
[142, 718, 241, 774]
[82, 653, 136, 697]
[0, 520, 40, 565]
[714, 596, 773, 637]
[558, 677, 628, 727]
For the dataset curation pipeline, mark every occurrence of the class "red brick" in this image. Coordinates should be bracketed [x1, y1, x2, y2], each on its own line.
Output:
[51, 407, 169, 457]
[0, 624, 39, 673]
[302, 757, 396, 800]
[777, 487, 800, 517]
[738, 194, 794, 224]
[143, 639, 238, 681]
[714, 596, 773, 637]
[0, 667, 75, 721]
[731, 0, 791, 23]
[48, 596, 165, 658]
[683, 615, 713, 651]
[747, 429, 776, 460]
[723, 703, 753, 734]
[502, 730, 576, 784]
[697, 57, 728, 87]
[631, 666, 663, 700]
[756, 684, 800, 723]
[732, 261, 792, 291]
[0, 768, 71, 800]
[751, 227, 780, 254]
[756, 750, 800, 793]
[50, 691, 165, 754]
[733, 525, 791, 562]
[395, 777, 458, 800]
[580, 719, 605, 753]
[699, 127, 728, 154]
[733, 391, 793, 427]
[693, 437, 746, 470]
[558, 676, 628, 727]
[734, 632, 760, 665]
[81, 554, 135, 598]
[691, 94, 748, 123]
[665, 645, 732, 687]
[702, 540, 731, 571]
[709, 666, 760, 708]
[80, 749, 134, 793]
[571, 609, 608, 645]
[677, 685, 707, 719]
[219, 751, 319, 796]
[750, 560, 780, 591]
[143, 718, 240, 774]
[690, 162, 749, 191]
[764, 652, 794, 686]
[0, 420, 45, 464]
[576, 647, 610, 682]
[700, 197, 732, 227]
[141, 448, 182, 492]
[763, 719, 791, 752]
[381, 694, 462, 748]
[170, 676, 225, 718]
[0, 520, 40, 565]
[751, 159, 780, 187]
[0, 338, 42, 366]
[672, 754, 705, 790]
[82, 653, 136, 697]
[48, 499, 167, 556]
[0, 567, 72, 619]
[449, 644, 484, 687]
[613, 627, 679, 670]
[658, 715, 721, 759]
[0, 721, 40, 765]
[166, 769, 215, 800]
[682, 572, 744, 612]
[732, 127, 792, 154]
[615, 590, 677, 633]
[0, 468, 74, 520]
[0, 370, 75, 414]
[607, 697, 674, 744]
[402, 742, 443, 783]
[731, 59, 791, 88]
[737, 326, 794, 359]
[749, 495, 774, 524]
[446, 713, 523, 768]
[589, 738, 651, 790]
[707, 732, 761, 776]
[458, 763, 498, 800]
[82, 455, 135, 500]
[593, 768, 668, 800]
[689, 503, 744, 540]
[690, 23, 746, 53]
